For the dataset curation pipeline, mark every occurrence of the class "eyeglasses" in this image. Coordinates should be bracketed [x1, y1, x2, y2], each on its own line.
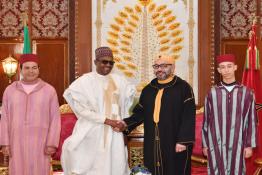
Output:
[98, 60, 115, 66]
[152, 64, 172, 69]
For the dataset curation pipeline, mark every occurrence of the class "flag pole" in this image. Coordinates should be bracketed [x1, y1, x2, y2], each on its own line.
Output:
[19, 12, 32, 80]
[22, 12, 31, 54]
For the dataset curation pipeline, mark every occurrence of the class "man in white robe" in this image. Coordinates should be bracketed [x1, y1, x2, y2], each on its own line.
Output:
[61, 46, 136, 175]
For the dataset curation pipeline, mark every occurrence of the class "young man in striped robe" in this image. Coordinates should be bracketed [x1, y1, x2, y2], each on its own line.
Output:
[202, 54, 257, 175]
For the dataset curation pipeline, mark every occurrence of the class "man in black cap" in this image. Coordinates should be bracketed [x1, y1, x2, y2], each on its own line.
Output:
[61, 46, 135, 175]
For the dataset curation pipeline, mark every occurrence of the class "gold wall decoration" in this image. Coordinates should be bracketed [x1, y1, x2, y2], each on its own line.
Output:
[96, 0, 102, 47]
[93, 0, 199, 101]
[210, 0, 215, 85]
[106, 0, 183, 87]
[74, 0, 80, 78]
[187, 0, 195, 86]
[171, 0, 187, 8]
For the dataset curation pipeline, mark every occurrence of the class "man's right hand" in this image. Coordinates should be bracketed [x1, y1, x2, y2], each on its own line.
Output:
[1, 146, 11, 157]
[202, 147, 208, 157]
[104, 118, 126, 131]
[113, 120, 127, 132]
[104, 118, 118, 127]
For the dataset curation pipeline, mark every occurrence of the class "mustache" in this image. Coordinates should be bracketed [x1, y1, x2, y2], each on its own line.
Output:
[103, 66, 113, 68]
[156, 71, 164, 74]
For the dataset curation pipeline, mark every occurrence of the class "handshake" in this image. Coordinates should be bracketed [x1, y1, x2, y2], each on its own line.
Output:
[104, 118, 127, 132]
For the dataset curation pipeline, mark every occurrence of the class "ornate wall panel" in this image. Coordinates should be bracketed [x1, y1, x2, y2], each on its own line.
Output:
[221, 39, 249, 82]
[197, 0, 214, 106]
[92, 0, 199, 103]
[34, 39, 69, 104]
[0, 0, 28, 38]
[221, 0, 257, 38]
[74, 0, 92, 79]
[0, 0, 69, 104]
[32, 0, 69, 38]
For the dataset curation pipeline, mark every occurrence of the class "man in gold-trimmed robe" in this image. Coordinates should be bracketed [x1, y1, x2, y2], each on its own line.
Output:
[120, 55, 196, 175]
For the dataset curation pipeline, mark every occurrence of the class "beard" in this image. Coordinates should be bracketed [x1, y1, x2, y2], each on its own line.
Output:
[156, 71, 170, 80]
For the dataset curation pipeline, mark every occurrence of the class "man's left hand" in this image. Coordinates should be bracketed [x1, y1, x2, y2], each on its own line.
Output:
[244, 147, 253, 158]
[175, 143, 186, 153]
[44, 146, 56, 155]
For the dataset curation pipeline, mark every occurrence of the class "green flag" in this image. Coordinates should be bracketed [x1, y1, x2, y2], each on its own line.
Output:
[23, 26, 31, 54]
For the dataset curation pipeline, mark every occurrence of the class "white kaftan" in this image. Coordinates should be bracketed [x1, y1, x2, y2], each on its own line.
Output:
[61, 72, 135, 175]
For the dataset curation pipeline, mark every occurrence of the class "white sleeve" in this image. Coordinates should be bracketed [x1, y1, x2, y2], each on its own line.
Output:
[63, 88, 106, 124]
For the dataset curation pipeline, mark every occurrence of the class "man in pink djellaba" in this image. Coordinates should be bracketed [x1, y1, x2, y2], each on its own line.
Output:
[0, 54, 61, 175]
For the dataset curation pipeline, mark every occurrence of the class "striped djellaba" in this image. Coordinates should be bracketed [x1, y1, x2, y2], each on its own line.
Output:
[202, 83, 257, 175]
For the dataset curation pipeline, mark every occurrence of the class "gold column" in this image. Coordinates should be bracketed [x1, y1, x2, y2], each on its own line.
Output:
[187, 0, 195, 86]
[140, 5, 150, 83]
[96, 0, 103, 47]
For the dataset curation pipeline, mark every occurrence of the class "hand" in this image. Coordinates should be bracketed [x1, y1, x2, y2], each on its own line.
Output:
[202, 147, 208, 157]
[44, 146, 56, 155]
[113, 120, 127, 132]
[1, 146, 11, 157]
[244, 147, 253, 158]
[104, 118, 119, 128]
[175, 143, 186, 153]
[104, 119, 127, 132]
